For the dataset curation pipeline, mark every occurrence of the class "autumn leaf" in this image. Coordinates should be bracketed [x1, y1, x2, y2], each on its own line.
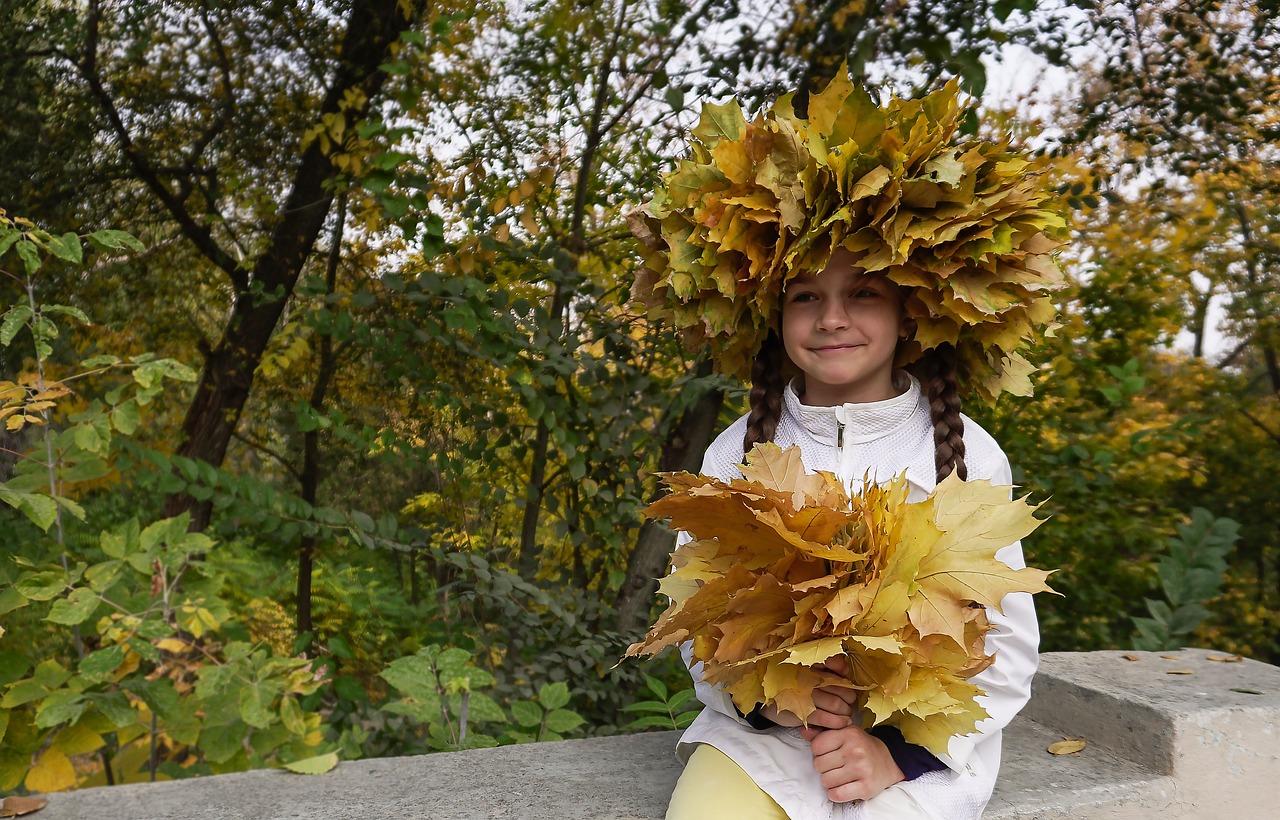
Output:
[624, 443, 1055, 756]
[1048, 738, 1087, 755]
[0, 796, 48, 818]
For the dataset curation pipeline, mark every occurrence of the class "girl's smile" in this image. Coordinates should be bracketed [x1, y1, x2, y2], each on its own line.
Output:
[781, 250, 907, 407]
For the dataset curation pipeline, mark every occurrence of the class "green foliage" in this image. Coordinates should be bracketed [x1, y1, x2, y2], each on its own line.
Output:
[620, 675, 701, 732]
[1132, 509, 1240, 651]
[378, 644, 586, 750]
[0, 217, 332, 791]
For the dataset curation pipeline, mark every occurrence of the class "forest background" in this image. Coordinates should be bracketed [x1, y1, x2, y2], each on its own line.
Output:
[1, 0, 1278, 796]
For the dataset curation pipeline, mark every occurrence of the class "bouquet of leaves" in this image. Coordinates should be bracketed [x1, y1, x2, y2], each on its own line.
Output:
[624, 444, 1054, 756]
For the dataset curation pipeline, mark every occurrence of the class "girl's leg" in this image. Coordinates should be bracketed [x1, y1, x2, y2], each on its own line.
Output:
[666, 744, 789, 820]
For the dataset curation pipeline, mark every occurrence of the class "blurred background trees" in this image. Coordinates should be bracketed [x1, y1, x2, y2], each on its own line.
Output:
[2, 0, 1277, 793]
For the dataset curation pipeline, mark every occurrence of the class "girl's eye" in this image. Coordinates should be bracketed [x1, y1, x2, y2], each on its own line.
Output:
[788, 291, 817, 303]
[853, 288, 881, 298]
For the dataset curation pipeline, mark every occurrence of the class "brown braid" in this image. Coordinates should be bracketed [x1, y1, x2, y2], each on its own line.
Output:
[911, 344, 968, 482]
[744, 332, 786, 452]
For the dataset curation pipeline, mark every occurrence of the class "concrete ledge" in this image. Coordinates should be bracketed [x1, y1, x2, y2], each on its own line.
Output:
[32, 649, 1280, 819]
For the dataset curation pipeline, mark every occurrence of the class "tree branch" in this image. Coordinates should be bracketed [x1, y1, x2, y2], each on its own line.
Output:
[80, 0, 246, 289]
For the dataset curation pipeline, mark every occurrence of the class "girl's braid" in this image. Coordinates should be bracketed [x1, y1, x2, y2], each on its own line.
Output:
[915, 344, 968, 482]
[744, 332, 785, 452]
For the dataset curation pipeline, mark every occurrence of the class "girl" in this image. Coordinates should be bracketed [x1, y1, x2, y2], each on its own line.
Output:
[630, 74, 1062, 820]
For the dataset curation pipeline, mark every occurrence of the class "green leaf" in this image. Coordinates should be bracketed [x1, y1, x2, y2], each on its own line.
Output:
[35, 689, 87, 729]
[0, 587, 26, 617]
[89, 692, 137, 728]
[10, 492, 59, 532]
[332, 675, 368, 703]
[1, 680, 48, 708]
[279, 696, 306, 736]
[86, 230, 145, 253]
[381, 698, 440, 724]
[15, 569, 67, 601]
[199, 722, 247, 764]
[0, 226, 20, 256]
[283, 751, 339, 775]
[239, 683, 275, 730]
[15, 240, 40, 275]
[110, 400, 140, 434]
[644, 675, 668, 701]
[510, 700, 543, 728]
[47, 587, 100, 626]
[0, 306, 32, 347]
[84, 560, 123, 594]
[625, 714, 679, 730]
[45, 233, 83, 264]
[465, 692, 505, 723]
[0, 652, 31, 688]
[379, 654, 438, 701]
[537, 681, 570, 711]
[34, 660, 71, 689]
[543, 708, 584, 734]
[78, 645, 127, 683]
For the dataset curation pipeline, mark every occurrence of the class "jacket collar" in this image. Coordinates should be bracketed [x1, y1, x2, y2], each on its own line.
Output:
[783, 372, 924, 447]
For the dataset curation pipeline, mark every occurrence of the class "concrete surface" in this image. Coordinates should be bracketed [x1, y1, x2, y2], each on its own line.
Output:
[29, 649, 1280, 819]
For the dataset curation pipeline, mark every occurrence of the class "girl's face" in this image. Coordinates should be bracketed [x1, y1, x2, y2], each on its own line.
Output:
[781, 250, 906, 406]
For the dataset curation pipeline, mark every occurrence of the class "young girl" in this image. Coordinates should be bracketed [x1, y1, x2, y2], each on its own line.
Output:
[631, 74, 1063, 820]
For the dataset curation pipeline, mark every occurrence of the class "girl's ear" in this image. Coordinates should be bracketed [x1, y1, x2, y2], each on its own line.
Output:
[900, 316, 917, 341]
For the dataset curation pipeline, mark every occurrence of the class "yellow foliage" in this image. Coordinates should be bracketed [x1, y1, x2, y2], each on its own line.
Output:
[25, 746, 76, 793]
[244, 597, 295, 656]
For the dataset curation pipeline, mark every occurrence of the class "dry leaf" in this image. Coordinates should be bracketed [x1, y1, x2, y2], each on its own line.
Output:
[1207, 655, 1243, 663]
[1166, 670, 1195, 675]
[0, 797, 48, 818]
[624, 442, 1055, 757]
[1120, 654, 1139, 661]
[1047, 738, 1087, 755]
[1160, 654, 1180, 660]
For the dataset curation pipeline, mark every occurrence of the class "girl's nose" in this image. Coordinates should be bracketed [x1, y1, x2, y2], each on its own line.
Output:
[817, 301, 850, 331]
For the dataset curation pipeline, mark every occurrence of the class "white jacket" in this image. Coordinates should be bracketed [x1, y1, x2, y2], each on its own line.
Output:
[675, 375, 1040, 819]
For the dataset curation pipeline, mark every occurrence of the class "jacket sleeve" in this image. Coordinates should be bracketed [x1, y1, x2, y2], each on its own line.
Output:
[936, 453, 1041, 772]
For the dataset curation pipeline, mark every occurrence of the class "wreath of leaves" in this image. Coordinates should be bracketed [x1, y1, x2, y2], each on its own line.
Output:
[630, 69, 1067, 402]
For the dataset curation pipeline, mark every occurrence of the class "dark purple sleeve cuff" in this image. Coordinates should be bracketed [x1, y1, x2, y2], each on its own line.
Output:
[869, 725, 948, 781]
[740, 703, 776, 730]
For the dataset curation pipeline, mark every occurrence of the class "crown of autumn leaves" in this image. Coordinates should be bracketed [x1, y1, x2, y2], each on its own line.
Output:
[629, 69, 1067, 402]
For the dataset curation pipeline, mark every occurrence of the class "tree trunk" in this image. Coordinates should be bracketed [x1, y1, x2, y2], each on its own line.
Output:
[614, 357, 725, 635]
[150, 0, 409, 531]
[296, 193, 345, 641]
[517, 418, 553, 579]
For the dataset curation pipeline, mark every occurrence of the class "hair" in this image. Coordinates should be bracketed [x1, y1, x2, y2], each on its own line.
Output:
[743, 331, 786, 452]
[909, 344, 968, 482]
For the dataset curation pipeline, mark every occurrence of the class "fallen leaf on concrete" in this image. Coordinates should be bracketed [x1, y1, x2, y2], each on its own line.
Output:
[1160, 654, 1180, 660]
[1229, 687, 1264, 695]
[0, 796, 49, 817]
[1048, 739, 1087, 755]
[1120, 654, 1139, 661]
[282, 752, 339, 775]
[1207, 655, 1243, 663]
[1166, 670, 1194, 675]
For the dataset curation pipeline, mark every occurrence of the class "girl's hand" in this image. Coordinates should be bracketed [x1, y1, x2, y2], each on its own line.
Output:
[759, 656, 858, 729]
[798, 724, 905, 803]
